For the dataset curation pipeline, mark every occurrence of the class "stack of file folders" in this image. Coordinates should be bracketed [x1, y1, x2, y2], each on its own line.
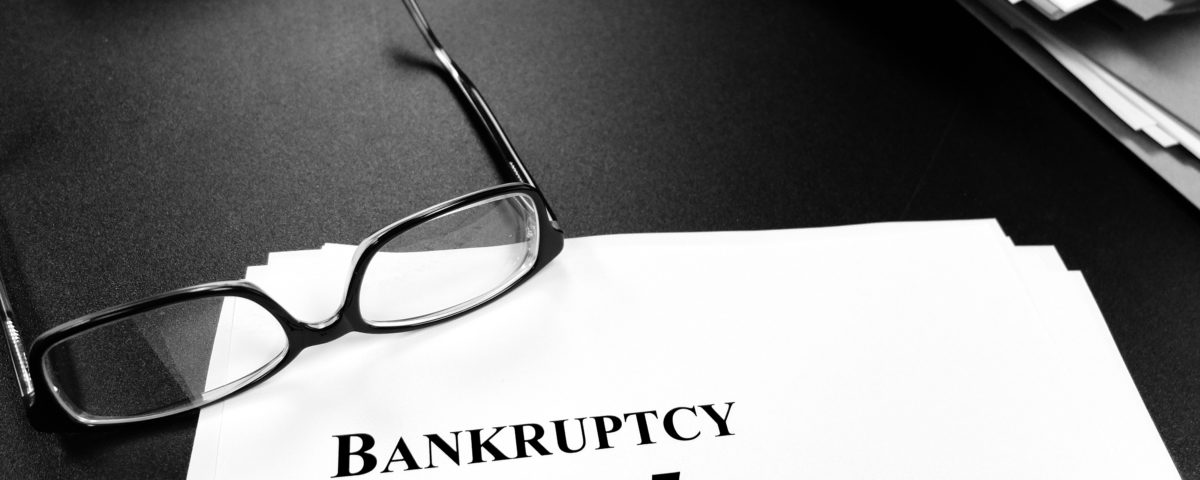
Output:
[963, 0, 1200, 209]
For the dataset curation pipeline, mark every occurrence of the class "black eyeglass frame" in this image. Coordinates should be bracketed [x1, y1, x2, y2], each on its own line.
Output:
[1, 0, 564, 432]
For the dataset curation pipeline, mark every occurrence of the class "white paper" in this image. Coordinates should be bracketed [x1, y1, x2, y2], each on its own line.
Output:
[188, 221, 1179, 479]
[990, 0, 1200, 158]
[1086, 64, 1200, 157]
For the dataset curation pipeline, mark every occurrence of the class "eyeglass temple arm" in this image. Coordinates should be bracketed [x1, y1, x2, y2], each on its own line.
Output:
[0, 268, 35, 402]
[401, 0, 561, 231]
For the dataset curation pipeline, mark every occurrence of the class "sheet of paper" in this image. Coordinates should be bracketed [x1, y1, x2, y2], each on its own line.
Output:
[1004, 4, 1183, 151]
[1007, 4, 1200, 157]
[971, 0, 1200, 158]
[1111, 0, 1195, 20]
[1042, 5, 1200, 140]
[1024, 0, 1100, 19]
[1005, 245, 1174, 476]
[1086, 64, 1200, 156]
[965, 0, 1200, 210]
[188, 221, 1179, 479]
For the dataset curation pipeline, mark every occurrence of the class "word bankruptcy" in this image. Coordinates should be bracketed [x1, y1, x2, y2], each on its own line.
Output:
[332, 402, 736, 476]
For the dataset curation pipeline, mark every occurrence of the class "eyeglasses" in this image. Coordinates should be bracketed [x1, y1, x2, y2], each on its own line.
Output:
[0, 0, 563, 432]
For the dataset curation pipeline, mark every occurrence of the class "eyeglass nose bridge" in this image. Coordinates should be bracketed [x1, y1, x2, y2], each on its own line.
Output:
[278, 182, 553, 339]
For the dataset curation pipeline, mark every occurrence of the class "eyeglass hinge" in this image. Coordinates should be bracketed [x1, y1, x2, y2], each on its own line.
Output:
[3, 313, 35, 401]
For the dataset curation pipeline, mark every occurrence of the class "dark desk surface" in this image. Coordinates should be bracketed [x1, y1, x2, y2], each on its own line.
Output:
[3, 0, 1200, 478]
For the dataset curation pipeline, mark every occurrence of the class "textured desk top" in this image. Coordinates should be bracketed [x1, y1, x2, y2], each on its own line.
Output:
[3, 0, 1200, 478]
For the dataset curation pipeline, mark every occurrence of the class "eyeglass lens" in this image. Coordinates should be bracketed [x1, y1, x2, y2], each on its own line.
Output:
[37, 192, 541, 422]
[42, 296, 288, 422]
[359, 192, 540, 326]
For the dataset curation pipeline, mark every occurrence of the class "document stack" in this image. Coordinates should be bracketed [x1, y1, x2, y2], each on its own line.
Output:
[1018, 0, 1200, 19]
[963, 0, 1200, 209]
[187, 220, 1179, 479]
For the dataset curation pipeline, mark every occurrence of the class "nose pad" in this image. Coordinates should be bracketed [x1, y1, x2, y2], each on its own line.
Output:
[306, 312, 342, 331]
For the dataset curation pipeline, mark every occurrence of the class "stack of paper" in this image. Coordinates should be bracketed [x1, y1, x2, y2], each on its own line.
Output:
[1012, 0, 1200, 19]
[187, 220, 1179, 479]
[964, 0, 1200, 209]
[1112, 0, 1200, 19]
[1015, 0, 1101, 21]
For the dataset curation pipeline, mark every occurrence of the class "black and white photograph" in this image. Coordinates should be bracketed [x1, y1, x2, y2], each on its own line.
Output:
[2, 0, 1200, 478]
